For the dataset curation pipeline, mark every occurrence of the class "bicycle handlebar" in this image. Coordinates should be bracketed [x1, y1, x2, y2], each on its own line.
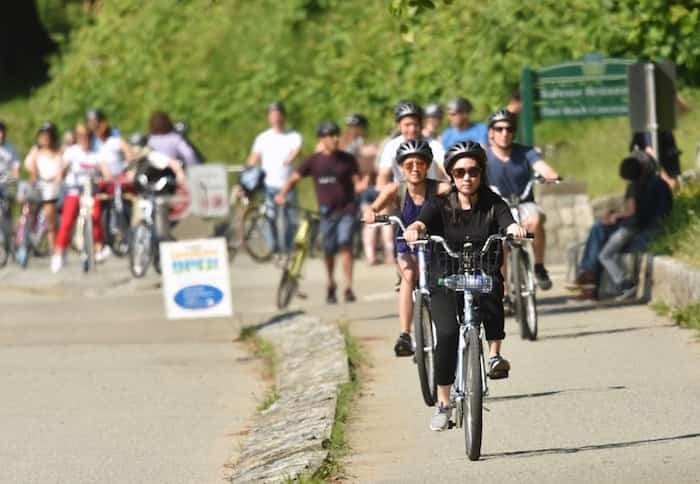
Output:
[362, 214, 408, 232]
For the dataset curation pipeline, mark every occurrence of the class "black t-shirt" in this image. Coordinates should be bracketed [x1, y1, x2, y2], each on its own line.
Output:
[629, 131, 681, 177]
[418, 188, 515, 282]
[297, 150, 359, 216]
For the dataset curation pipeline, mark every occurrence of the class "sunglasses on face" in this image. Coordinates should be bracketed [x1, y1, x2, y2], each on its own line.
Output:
[492, 125, 515, 133]
[451, 166, 481, 179]
[402, 159, 428, 170]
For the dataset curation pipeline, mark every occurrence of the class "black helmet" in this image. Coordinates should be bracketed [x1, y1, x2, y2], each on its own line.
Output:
[85, 108, 105, 121]
[487, 108, 517, 129]
[444, 141, 487, 174]
[424, 103, 443, 119]
[345, 113, 368, 128]
[316, 120, 340, 137]
[447, 97, 472, 114]
[173, 120, 188, 135]
[394, 101, 423, 123]
[128, 132, 148, 147]
[396, 139, 433, 165]
[0, 121, 6, 133]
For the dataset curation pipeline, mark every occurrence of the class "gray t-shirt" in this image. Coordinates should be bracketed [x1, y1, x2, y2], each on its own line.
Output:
[148, 132, 197, 167]
[486, 143, 541, 202]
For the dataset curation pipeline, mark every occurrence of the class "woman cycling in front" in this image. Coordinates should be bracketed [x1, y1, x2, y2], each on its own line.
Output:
[363, 139, 450, 357]
[403, 141, 527, 431]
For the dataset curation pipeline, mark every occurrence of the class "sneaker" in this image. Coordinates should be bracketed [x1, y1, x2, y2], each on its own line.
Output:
[326, 286, 337, 305]
[534, 264, 553, 290]
[615, 279, 637, 301]
[430, 402, 450, 431]
[50, 254, 63, 273]
[394, 332, 414, 357]
[344, 288, 356, 303]
[95, 246, 112, 263]
[574, 270, 596, 287]
[487, 354, 510, 379]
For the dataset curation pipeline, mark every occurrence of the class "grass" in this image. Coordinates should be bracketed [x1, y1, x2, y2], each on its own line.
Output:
[651, 300, 700, 335]
[650, 179, 700, 268]
[293, 323, 366, 483]
[239, 325, 279, 413]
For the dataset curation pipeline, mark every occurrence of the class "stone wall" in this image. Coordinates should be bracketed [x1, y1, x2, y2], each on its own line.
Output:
[229, 314, 348, 483]
[650, 256, 700, 308]
[535, 180, 594, 265]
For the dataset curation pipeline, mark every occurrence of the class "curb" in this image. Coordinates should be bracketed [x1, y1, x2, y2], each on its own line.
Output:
[230, 313, 349, 483]
[650, 255, 700, 308]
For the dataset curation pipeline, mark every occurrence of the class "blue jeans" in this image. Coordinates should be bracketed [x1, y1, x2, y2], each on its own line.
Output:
[264, 186, 297, 254]
[320, 213, 356, 256]
[580, 221, 617, 274]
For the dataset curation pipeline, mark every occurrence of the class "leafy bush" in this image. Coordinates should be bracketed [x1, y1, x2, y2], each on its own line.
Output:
[650, 180, 700, 268]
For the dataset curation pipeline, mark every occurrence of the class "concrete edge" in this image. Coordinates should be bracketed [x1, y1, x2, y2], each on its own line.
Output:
[229, 314, 349, 483]
[650, 255, 700, 308]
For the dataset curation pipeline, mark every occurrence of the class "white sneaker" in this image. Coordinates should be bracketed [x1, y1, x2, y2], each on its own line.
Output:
[50, 254, 63, 273]
[96, 246, 112, 263]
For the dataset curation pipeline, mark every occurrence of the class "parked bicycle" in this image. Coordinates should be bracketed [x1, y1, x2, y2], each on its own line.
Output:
[491, 174, 559, 341]
[434, 232, 533, 460]
[14, 181, 50, 268]
[129, 173, 174, 277]
[276, 207, 321, 309]
[370, 214, 437, 406]
[0, 174, 17, 267]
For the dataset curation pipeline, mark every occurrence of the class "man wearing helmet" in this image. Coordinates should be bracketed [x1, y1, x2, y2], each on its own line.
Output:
[441, 97, 488, 150]
[275, 121, 360, 304]
[376, 101, 447, 189]
[404, 141, 528, 431]
[486, 109, 560, 290]
[422, 103, 443, 142]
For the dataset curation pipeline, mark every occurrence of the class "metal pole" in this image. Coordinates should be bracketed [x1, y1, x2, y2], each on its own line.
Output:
[644, 62, 659, 168]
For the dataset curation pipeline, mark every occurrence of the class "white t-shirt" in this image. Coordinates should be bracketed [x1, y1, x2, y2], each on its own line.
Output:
[95, 136, 125, 177]
[251, 128, 302, 188]
[36, 152, 62, 181]
[63, 145, 99, 194]
[378, 135, 446, 182]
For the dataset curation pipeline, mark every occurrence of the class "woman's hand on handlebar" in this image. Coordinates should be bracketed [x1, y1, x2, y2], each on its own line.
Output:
[362, 206, 377, 224]
[506, 223, 528, 239]
[403, 221, 424, 244]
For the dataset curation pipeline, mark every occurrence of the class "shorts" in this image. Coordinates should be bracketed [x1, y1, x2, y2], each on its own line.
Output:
[38, 180, 60, 203]
[518, 202, 546, 224]
[320, 213, 355, 256]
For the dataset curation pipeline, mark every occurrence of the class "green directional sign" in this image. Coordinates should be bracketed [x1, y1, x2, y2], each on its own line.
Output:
[520, 55, 635, 145]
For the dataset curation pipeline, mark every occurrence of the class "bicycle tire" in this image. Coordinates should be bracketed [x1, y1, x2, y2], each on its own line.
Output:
[0, 230, 9, 268]
[516, 250, 538, 341]
[464, 327, 483, 461]
[242, 207, 275, 262]
[276, 266, 298, 309]
[511, 248, 526, 336]
[16, 219, 31, 268]
[413, 292, 437, 406]
[129, 221, 152, 278]
[154, 244, 162, 274]
[102, 206, 130, 257]
[82, 215, 95, 273]
[32, 227, 50, 257]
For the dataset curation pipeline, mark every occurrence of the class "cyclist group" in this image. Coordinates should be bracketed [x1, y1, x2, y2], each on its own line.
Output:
[0, 110, 201, 273]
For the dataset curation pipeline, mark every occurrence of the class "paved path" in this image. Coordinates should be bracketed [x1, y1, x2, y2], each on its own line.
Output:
[342, 265, 700, 483]
[0, 247, 271, 484]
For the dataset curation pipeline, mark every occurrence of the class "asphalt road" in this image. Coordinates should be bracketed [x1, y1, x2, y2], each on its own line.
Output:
[0, 246, 269, 484]
[342, 265, 700, 483]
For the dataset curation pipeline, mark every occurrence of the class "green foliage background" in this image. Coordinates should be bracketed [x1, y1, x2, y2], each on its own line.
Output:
[15, 0, 698, 163]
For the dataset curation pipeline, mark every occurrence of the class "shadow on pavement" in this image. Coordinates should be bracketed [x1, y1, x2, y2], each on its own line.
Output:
[482, 432, 700, 460]
[487, 385, 625, 403]
[243, 310, 306, 334]
[538, 324, 675, 341]
[537, 298, 645, 317]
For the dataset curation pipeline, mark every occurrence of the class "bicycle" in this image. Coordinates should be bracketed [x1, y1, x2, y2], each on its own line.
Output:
[72, 177, 98, 273]
[491, 174, 559, 341]
[434, 232, 532, 460]
[0, 174, 17, 268]
[369, 214, 437, 407]
[99, 180, 133, 258]
[129, 173, 174, 278]
[276, 207, 321, 309]
[14, 182, 50, 268]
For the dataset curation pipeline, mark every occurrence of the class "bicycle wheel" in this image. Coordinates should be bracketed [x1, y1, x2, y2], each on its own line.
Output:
[413, 292, 437, 406]
[515, 250, 538, 341]
[82, 215, 95, 273]
[463, 327, 483, 461]
[16, 219, 31, 268]
[129, 221, 152, 278]
[0, 227, 9, 268]
[102, 206, 130, 257]
[276, 265, 298, 309]
[242, 207, 275, 262]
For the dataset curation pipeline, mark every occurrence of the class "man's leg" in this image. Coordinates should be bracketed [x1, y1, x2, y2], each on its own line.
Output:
[336, 214, 356, 301]
[264, 187, 281, 254]
[282, 190, 298, 254]
[599, 226, 637, 290]
[521, 205, 551, 290]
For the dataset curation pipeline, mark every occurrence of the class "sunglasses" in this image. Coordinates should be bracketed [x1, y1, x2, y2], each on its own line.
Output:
[492, 125, 515, 133]
[451, 166, 481, 179]
[402, 159, 428, 170]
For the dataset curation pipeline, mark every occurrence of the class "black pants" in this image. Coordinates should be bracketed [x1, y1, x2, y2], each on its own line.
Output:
[430, 284, 505, 386]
